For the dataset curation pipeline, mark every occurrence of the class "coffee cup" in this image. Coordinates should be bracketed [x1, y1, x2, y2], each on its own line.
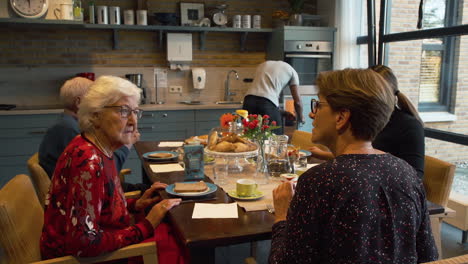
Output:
[54, 4, 74, 20]
[236, 179, 257, 197]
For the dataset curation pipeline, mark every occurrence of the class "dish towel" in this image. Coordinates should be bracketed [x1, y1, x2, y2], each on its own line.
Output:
[150, 163, 184, 173]
[159, 141, 184, 147]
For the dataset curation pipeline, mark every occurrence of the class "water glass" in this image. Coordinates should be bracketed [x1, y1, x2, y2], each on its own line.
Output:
[213, 158, 228, 185]
[267, 159, 291, 177]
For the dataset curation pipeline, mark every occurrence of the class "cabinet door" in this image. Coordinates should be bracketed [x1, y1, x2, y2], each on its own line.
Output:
[138, 110, 195, 141]
[195, 109, 236, 135]
[0, 114, 60, 188]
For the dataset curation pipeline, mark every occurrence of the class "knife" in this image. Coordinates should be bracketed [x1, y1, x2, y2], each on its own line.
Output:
[180, 197, 217, 204]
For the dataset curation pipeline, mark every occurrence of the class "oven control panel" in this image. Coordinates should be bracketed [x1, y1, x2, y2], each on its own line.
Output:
[284, 41, 333, 53]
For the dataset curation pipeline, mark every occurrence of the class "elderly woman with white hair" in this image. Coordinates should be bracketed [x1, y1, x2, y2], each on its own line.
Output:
[40, 76, 186, 264]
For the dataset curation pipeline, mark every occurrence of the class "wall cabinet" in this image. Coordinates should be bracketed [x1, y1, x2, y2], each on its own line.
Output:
[0, 108, 238, 187]
[0, 113, 60, 187]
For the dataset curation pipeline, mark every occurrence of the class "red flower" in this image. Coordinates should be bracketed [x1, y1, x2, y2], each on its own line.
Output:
[271, 121, 277, 126]
[263, 115, 270, 119]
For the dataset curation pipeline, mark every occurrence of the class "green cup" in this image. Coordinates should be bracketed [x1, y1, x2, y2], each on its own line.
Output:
[236, 179, 258, 197]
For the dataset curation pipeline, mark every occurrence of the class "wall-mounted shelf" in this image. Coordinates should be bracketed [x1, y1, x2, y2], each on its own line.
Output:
[0, 18, 273, 51]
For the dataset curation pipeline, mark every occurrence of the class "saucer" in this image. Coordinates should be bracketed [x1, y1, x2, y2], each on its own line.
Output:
[227, 190, 264, 201]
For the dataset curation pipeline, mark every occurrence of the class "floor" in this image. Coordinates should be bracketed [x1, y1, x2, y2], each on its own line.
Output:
[441, 222, 468, 259]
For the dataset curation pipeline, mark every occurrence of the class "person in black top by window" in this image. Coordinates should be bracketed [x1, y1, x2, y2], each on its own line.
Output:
[309, 65, 425, 179]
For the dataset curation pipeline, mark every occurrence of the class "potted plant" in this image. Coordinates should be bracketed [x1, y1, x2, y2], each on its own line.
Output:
[288, 0, 304, 26]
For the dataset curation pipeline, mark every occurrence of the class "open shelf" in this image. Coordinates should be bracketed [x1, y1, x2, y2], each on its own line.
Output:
[0, 18, 273, 50]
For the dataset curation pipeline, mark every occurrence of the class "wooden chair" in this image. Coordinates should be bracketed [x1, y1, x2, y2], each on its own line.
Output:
[290, 130, 328, 151]
[422, 253, 468, 263]
[0, 174, 157, 264]
[423, 155, 456, 207]
[27, 153, 141, 202]
[27, 153, 51, 208]
[423, 155, 457, 259]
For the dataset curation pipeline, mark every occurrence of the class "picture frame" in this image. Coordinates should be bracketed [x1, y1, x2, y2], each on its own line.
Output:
[180, 2, 204, 26]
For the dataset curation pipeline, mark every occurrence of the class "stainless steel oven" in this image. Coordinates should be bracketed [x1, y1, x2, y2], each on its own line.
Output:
[284, 40, 333, 91]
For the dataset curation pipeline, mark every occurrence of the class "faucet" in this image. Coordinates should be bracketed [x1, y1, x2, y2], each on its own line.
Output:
[224, 70, 239, 101]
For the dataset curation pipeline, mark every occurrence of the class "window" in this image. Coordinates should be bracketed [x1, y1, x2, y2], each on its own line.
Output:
[418, 0, 456, 112]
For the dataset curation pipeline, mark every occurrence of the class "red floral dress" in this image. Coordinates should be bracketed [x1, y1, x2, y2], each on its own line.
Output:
[40, 135, 154, 259]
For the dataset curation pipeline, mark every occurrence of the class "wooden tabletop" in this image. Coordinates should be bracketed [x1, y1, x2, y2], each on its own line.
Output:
[134, 141, 275, 263]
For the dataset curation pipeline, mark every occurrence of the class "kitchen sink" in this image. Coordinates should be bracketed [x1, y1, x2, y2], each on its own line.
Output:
[215, 101, 243, 105]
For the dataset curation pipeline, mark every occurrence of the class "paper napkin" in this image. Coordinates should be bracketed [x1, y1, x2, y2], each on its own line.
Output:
[158, 141, 184, 147]
[150, 163, 184, 173]
[192, 203, 239, 219]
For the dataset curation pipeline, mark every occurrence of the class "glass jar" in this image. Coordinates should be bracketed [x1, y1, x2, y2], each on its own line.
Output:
[267, 135, 291, 177]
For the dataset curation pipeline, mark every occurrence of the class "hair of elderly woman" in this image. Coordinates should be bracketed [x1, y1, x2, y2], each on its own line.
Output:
[370, 65, 424, 125]
[60, 77, 94, 110]
[78, 75, 141, 132]
[316, 68, 395, 141]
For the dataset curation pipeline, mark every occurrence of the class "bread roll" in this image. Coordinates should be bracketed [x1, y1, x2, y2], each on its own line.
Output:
[213, 141, 235, 152]
[233, 142, 250, 152]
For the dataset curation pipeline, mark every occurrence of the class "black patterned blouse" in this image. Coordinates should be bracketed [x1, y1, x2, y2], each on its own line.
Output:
[269, 154, 438, 264]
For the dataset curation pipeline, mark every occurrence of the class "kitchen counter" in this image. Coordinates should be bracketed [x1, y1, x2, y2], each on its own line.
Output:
[0, 102, 244, 115]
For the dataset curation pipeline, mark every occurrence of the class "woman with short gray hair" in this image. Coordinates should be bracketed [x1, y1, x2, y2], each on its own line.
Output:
[270, 68, 438, 263]
[41, 76, 186, 263]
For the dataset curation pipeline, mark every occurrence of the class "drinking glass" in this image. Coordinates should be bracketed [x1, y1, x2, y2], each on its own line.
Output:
[212, 158, 228, 185]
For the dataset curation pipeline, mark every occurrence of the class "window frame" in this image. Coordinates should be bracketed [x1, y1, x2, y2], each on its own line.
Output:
[357, 0, 468, 146]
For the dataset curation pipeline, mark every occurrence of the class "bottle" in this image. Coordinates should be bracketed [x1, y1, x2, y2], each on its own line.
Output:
[88, 1, 95, 24]
[73, 0, 83, 21]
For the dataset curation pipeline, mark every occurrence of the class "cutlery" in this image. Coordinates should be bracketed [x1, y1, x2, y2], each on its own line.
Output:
[265, 203, 275, 214]
[180, 197, 217, 204]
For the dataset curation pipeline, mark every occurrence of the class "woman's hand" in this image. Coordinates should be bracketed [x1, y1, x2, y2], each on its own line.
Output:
[135, 182, 168, 211]
[309, 146, 334, 160]
[145, 199, 182, 228]
[272, 181, 295, 223]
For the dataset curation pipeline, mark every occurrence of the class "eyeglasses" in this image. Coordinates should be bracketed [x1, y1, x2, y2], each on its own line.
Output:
[311, 99, 328, 114]
[103, 105, 143, 119]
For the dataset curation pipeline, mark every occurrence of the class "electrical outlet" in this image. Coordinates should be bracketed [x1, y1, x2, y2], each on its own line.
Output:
[169, 86, 183, 93]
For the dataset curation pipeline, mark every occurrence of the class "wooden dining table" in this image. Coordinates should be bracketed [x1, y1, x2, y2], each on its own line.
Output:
[134, 141, 275, 264]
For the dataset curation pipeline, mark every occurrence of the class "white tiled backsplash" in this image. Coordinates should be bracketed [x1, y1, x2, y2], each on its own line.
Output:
[0, 66, 255, 108]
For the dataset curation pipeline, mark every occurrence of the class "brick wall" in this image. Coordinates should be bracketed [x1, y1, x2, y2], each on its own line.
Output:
[0, 0, 317, 68]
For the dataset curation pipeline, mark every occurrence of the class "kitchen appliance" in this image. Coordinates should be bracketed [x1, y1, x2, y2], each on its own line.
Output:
[192, 68, 206, 89]
[267, 26, 336, 131]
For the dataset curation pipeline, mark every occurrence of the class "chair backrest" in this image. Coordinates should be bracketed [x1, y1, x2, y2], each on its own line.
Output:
[423, 155, 456, 207]
[291, 130, 328, 151]
[0, 174, 43, 263]
[27, 153, 51, 208]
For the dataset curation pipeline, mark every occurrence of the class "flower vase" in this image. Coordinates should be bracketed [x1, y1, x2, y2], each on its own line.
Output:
[255, 139, 269, 184]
